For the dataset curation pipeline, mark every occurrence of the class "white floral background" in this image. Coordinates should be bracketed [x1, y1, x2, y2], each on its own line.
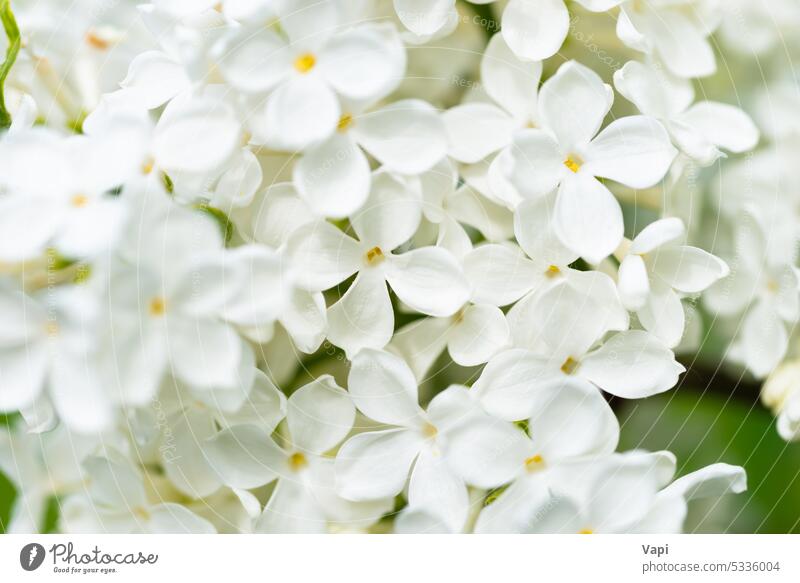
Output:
[0, 0, 799, 534]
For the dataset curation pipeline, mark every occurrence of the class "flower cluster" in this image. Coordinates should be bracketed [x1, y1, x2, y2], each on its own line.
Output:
[4, 0, 797, 534]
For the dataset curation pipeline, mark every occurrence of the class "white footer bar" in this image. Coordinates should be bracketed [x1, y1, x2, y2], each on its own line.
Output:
[1, 534, 797, 582]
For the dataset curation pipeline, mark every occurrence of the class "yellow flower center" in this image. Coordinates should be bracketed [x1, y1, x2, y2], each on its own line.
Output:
[578, 528, 594, 534]
[294, 53, 316, 74]
[85, 31, 111, 50]
[524, 454, 545, 472]
[564, 156, 582, 173]
[148, 297, 167, 317]
[365, 246, 385, 265]
[141, 158, 155, 175]
[288, 452, 308, 472]
[337, 113, 354, 132]
[545, 265, 561, 278]
[45, 322, 59, 338]
[70, 194, 89, 208]
[422, 423, 438, 439]
[560, 356, 579, 375]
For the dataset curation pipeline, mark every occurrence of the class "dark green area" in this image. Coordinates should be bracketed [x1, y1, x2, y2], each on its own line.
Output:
[619, 388, 800, 533]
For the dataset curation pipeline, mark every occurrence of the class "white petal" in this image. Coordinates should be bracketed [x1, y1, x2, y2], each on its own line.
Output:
[393, 0, 455, 37]
[214, 28, 291, 93]
[553, 173, 624, 264]
[354, 99, 448, 174]
[319, 26, 406, 101]
[527, 377, 619, 460]
[463, 244, 540, 306]
[501, 0, 569, 61]
[617, 254, 650, 311]
[154, 99, 241, 175]
[446, 418, 532, 489]
[581, 330, 685, 398]
[388, 316, 451, 382]
[447, 184, 515, 242]
[472, 349, 556, 421]
[613, 60, 694, 119]
[255, 479, 326, 534]
[147, 504, 216, 534]
[217, 369, 287, 432]
[583, 116, 677, 189]
[0, 344, 47, 412]
[649, 9, 716, 78]
[406, 451, 468, 533]
[285, 221, 362, 290]
[168, 318, 242, 391]
[385, 247, 470, 317]
[741, 301, 787, 378]
[448, 304, 511, 366]
[0, 198, 63, 262]
[664, 463, 746, 501]
[507, 129, 563, 198]
[638, 283, 685, 349]
[119, 50, 191, 109]
[293, 134, 371, 218]
[335, 428, 422, 501]
[482, 32, 542, 121]
[84, 456, 147, 510]
[678, 101, 760, 154]
[350, 171, 422, 251]
[204, 424, 284, 489]
[442, 103, 515, 163]
[263, 76, 340, 151]
[326, 271, 394, 357]
[538, 60, 613, 151]
[649, 245, 730, 293]
[348, 348, 424, 427]
[279, 289, 328, 354]
[251, 182, 315, 247]
[49, 348, 113, 434]
[287, 376, 355, 455]
[513, 194, 578, 266]
[162, 409, 221, 498]
[629, 217, 685, 254]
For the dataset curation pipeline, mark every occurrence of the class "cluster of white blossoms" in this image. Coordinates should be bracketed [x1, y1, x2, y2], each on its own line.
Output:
[4, 0, 799, 534]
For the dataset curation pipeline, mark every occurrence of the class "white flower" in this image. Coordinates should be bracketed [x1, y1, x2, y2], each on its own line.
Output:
[335, 349, 471, 532]
[633, 460, 747, 533]
[478, 301, 684, 401]
[0, 424, 96, 533]
[0, 283, 114, 433]
[616, 0, 722, 79]
[287, 172, 470, 356]
[214, 2, 405, 151]
[763, 361, 800, 442]
[498, 0, 626, 61]
[61, 455, 216, 533]
[705, 206, 800, 378]
[0, 127, 134, 262]
[442, 34, 542, 167]
[616, 217, 729, 347]
[446, 378, 619, 534]
[614, 60, 760, 165]
[507, 60, 676, 263]
[293, 98, 447, 218]
[107, 202, 249, 402]
[206, 376, 391, 533]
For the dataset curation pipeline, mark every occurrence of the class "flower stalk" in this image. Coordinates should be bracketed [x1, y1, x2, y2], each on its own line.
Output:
[0, 0, 20, 130]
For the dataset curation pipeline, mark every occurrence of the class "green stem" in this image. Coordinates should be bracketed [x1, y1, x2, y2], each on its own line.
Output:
[0, 0, 20, 130]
